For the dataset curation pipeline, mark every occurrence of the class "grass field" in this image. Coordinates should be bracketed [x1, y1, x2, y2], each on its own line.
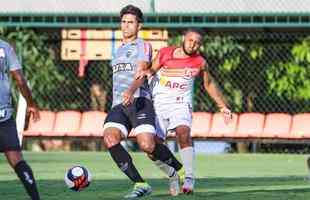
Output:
[1, 152, 310, 200]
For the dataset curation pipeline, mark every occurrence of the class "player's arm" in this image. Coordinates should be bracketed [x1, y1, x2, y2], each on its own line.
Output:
[135, 50, 162, 80]
[202, 61, 232, 123]
[11, 69, 40, 121]
[127, 60, 150, 93]
[122, 61, 150, 106]
[148, 51, 163, 76]
[122, 42, 152, 106]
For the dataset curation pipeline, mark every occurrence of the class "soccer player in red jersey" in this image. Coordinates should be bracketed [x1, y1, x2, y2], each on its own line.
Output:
[137, 28, 232, 195]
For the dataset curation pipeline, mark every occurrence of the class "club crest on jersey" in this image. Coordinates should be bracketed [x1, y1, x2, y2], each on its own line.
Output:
[126, 48, 137, 58]
[126, 50, 132, 58]
[112, 63, 133, 73]
[0, 48, 5, 58]
[183, 68, 200, 80]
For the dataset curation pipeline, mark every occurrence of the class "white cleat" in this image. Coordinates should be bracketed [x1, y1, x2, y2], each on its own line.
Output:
[168, 171, 180, 196]
[182, 177, 195, 195]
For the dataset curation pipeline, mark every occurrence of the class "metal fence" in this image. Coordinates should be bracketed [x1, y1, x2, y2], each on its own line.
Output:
[3, 27, 310, 153]
[14, 28, 309, 114]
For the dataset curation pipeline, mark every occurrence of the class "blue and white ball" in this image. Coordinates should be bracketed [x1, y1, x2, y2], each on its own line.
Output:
[64, 165, 91, 191]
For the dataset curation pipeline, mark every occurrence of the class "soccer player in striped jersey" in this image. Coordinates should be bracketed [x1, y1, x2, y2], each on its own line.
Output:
[137, 28, 232, 195]
[103, 5, 184, 198]
[0, 39, 41, 200]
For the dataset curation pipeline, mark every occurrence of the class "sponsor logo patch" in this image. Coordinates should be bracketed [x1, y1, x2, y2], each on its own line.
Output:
[159, 77, 188, 90]
[112, 63, 133, 73]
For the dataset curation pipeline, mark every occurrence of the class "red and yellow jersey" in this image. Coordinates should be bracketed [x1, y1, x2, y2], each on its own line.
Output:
[151, 46, 205, 107]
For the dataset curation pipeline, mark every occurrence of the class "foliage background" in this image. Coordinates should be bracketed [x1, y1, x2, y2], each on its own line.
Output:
[1, 28, 309, 113]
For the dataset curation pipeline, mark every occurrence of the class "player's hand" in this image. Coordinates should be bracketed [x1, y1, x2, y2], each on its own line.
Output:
[27, 103, 40, 122]
[135, 70, 152, 80]
[220, 107, 232, 124]
[122, 90, 134, 106]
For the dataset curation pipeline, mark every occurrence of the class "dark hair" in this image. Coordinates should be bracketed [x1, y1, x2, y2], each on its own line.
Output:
[183, 28, 205, 37]
[120, 4, 144, 23]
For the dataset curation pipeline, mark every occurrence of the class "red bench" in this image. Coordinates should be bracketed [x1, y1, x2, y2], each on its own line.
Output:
[23, 111, 310, 142]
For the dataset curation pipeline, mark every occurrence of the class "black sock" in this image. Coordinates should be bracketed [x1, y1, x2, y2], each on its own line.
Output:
[151, 143, 183, 171]
[14, 160, 40, 200]
[109, 143, 144, 183]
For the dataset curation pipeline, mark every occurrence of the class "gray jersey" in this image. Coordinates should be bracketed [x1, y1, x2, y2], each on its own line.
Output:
[111, 38, 152, 107]
[0, 40, 22, 122]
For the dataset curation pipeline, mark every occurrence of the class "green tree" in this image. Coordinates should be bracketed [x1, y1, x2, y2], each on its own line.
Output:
[267, 37, 310, 105]
[168, 31, 309, 113]
[0, 27, 64, 110]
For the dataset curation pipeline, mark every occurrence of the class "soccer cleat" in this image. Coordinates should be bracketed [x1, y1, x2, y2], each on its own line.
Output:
[177, 167, 185, 185]
[124, 182, 152, 199]
[168, 171, 180, 196]
[182, 177, 195, 195]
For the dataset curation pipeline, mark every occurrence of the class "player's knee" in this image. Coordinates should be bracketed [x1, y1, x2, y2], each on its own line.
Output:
[103, 129, 122, 149]
[138, 141, 155, 154]
[5, 151, 23, 168]
[176, 128, 192, 148]
[154, 135, 164, 144]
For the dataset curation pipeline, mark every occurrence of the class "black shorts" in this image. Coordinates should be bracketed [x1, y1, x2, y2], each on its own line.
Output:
[0, 118, 21, 152]
[103, 97, 156, 137]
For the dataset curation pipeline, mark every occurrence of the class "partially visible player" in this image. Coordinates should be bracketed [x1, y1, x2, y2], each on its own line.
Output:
[0, 39, 41, 200]
[102, 5, 184, 199]
[137, 28, 232, 194]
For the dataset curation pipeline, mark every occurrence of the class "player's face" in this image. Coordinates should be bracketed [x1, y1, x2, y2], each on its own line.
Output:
[121, 14, 141, 40]
[182, 32, 202, 55]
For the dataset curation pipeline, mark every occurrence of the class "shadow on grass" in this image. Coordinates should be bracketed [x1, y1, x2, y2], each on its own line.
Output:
[0, 177, 309, 200]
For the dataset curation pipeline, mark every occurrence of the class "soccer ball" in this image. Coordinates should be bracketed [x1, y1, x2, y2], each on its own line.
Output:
[64, 165, 92, 191]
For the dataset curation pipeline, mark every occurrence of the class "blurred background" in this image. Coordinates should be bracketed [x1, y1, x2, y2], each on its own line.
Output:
[1, 0, 310, 153]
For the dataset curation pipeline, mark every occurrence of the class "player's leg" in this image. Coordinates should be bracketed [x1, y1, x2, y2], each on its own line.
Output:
[175, 125, 195, 194]
[147, 115, 181, 196]
[103, 105, 145, 184]
[5, 151, 41, 200]
[104, 128, 152, 199]
[170, 104, 195, 194]
[103, 127, 145, 183]
[0, 118, 40, 200]
[148, 136, 176, 178]
[135, 129, 182, 197]
[103, 105, 151, 199]
[133, 98, 183, 172]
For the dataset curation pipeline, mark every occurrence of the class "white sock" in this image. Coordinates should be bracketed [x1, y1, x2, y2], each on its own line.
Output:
[180, 146, 194, 178]
[154, 160, 176, 178]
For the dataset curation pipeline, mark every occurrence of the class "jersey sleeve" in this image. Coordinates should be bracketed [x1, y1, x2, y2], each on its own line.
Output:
[7, 45, 22, 71]
[158, 47, 172, 66]
[137, 41, 152, 62]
